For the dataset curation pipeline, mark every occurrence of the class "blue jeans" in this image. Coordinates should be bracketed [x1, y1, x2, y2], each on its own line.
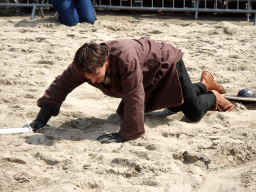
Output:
[51, 0, 95, 26]
[168, 59, 216, 122]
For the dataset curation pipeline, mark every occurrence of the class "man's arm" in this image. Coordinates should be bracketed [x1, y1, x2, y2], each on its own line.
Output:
[31, 63, 87, 131]
[97, 57, 145, 143]
[118, 58, 145, 139]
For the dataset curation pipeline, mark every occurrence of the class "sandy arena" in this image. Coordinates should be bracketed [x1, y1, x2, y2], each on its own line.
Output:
[0, 10, 256, 192]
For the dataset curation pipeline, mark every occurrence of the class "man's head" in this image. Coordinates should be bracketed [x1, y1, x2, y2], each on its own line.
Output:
[73, 41, 109, 83]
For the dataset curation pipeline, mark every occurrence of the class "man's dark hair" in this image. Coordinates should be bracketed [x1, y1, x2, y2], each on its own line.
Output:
[73, 41, 109, 74]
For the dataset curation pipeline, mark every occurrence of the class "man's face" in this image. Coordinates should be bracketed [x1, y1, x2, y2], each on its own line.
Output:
[84, 61, 108, 84]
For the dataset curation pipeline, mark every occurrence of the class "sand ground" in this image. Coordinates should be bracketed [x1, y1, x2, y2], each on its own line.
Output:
[0, 10, 256, 191]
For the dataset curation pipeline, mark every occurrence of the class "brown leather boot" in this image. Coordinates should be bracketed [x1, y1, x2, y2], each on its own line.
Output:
[200, 71, 226, 94]
[211, 90, 235, 111]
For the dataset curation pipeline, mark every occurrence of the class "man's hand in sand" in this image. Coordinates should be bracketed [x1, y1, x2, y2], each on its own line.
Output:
[97, 133, 128, 144]
[30, 103, 54, 132]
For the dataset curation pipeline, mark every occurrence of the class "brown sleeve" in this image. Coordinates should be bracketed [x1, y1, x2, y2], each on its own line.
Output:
[117, 57, 145, 139]
[37, 63, 87, 116]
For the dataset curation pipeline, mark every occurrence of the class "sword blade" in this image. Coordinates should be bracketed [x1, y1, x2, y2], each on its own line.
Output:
[0, 127, 31, 134]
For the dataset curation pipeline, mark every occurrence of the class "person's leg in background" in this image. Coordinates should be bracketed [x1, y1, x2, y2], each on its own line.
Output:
[74, 0, 96, 24]
[51, 0, 79, 26]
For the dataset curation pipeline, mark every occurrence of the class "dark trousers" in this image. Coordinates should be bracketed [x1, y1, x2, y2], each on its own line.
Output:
[51, 0, 95, 26]
[168, 59, 216, 122]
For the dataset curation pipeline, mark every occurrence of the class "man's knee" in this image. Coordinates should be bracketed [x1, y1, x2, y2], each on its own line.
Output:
[185, 110, 203, 122]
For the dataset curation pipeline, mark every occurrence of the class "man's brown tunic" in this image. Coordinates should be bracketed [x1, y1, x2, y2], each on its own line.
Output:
[38, 37, 184, 139]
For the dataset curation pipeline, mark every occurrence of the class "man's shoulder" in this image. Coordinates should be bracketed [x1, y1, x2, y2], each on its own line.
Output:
[106, 39, 138, 60]
[105, 39, 137, 49]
